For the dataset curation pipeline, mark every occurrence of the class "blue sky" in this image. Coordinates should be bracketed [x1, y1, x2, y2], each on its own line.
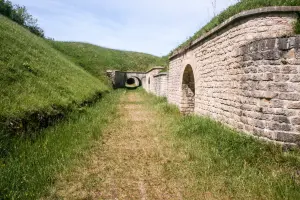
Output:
[13, 0, 238, 56]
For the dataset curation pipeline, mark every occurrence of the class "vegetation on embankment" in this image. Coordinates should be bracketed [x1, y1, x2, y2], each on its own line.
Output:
[0, 0, 44, 37]
[143, 91, 300, 199]
[0, 90, 121, 199]
[49, 41, 168, 82]
[0, 16, 109, 135]
[174, 0, 300, 53]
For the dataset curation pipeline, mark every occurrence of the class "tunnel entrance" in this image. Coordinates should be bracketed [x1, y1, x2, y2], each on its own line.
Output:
[181, 65, 195, 115]
[125, 77, 141, 89]
[126, 78, 135, 85]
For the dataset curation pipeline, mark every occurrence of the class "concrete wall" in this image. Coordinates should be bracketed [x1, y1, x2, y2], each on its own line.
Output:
[166, 7, 300, 145]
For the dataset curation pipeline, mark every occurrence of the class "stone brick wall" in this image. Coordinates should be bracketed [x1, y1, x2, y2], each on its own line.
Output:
[240, 37, 300, 144]
[144, 67, 164, 93]
[153, 73, 168, 97]
[166, 7, 300, 145]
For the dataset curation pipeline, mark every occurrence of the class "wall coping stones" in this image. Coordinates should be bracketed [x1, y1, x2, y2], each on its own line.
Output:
[170, 6, 300, 60]
[154, 72, 168, 77]
[146, 66, 165, 73]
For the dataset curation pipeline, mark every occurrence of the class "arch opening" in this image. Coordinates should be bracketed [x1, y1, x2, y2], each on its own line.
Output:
[125, 77, 141, 89]
[181, 65, 195, 115]
[148, 77, 151, 91]
[126, 78, 135, 85]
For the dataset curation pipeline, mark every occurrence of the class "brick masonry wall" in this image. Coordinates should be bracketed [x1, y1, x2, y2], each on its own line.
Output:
[240, 37, 300, 144]
[167, 9, 300, 145]
[145, 68, 164, 93]
[153, 73, 168, 97]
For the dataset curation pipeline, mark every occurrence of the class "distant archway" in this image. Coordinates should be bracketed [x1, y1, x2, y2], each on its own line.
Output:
[125, 77, 141, 89]
[181, 65, 195, 114]
[126, 78, 135, 85]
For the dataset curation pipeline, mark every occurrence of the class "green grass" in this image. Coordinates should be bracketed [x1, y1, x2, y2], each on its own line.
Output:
[48, 41, 168, 83]
[144, 91, 300, 199]
[0, 15, 108, 122]
[0, 90, 122, 199]
[174, 0, 300, 53]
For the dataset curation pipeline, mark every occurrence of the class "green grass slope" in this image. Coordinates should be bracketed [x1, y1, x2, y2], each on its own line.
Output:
[0, 15, 108, 125]
[48, 41, 168, 82]
[175, 0, 300, 52]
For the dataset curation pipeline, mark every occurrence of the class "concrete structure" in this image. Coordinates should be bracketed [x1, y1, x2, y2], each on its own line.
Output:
[106, 70, 146, 88]
[108, 7, 300, 146]
[107, 67, 164, 89]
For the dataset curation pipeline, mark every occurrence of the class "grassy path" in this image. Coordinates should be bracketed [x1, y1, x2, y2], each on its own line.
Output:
[46, 90, 300, 200]
[48, 91, 192, 199]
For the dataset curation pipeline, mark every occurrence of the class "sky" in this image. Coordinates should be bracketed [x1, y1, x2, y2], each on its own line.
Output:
[12, 0, 238, 56]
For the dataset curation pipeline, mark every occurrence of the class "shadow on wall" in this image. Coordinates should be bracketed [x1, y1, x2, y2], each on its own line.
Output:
[180, 64, 195, 115]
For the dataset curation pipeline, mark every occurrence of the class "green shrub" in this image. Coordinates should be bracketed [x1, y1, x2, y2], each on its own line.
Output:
[0, 0, 44, 37]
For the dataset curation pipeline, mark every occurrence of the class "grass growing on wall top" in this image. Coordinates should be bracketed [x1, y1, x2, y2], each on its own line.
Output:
[143, 91, 300, 199]
[0, 16, 108, 120]
[48, 41, 168, 83]
[174, 0, 300, 53]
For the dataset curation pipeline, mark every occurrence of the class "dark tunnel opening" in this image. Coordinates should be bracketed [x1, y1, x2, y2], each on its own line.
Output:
[126, 78, 135, 85]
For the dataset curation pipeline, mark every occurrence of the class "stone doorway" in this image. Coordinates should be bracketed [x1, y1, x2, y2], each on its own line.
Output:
[181, 65, 195, 114]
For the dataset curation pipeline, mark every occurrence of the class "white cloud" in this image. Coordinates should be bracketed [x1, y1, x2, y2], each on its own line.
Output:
[12, 0, 238, 56]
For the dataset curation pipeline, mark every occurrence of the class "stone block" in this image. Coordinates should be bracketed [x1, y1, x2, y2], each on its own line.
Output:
[295, 36, 300, 49]
[251, 52, 263, 61]
[278, 38, 289, 50]
[278, 93, 300, 101]
[274, 74, 290, 82]
[287, 102, 300, 109]
[291, 75, 300, 82]
[276, 132, 300, 143]
[283, 49, 296, 60]
[291, 117, 300, 125]
[263, 50, 282, 60]
[270, 100, 283, 108]
[272, 116, 290, 124]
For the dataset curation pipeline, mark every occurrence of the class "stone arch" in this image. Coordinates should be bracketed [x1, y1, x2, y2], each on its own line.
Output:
[125, 76, 141, 88]
[180, 64, 195, 114]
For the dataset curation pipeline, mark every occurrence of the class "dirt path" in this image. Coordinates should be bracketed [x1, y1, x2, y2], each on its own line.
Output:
[49, 91, 193, 200]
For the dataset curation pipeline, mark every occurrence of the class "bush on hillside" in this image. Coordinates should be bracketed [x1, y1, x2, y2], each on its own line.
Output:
[0, 0, 44, 37]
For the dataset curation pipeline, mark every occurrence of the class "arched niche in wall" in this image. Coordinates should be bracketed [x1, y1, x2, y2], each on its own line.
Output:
[180, 64, 195, 114]
[148, 77, 151, 91]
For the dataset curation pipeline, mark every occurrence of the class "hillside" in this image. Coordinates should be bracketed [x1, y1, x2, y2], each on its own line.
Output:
[174, 0, 300, 52]
[0, 15, 108, 133]
[48, 41, 168, 82]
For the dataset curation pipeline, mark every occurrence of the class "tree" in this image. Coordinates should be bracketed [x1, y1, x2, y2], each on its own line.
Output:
[0, 0, 44, 38]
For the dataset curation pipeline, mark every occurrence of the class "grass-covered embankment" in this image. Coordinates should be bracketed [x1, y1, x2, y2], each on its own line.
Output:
[143, 91, 300, 199]
[0, 15, 109, 136]
[0, 90, 122, 199]
[175, 0, 300, 52]
[49, 41, 168, 82]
